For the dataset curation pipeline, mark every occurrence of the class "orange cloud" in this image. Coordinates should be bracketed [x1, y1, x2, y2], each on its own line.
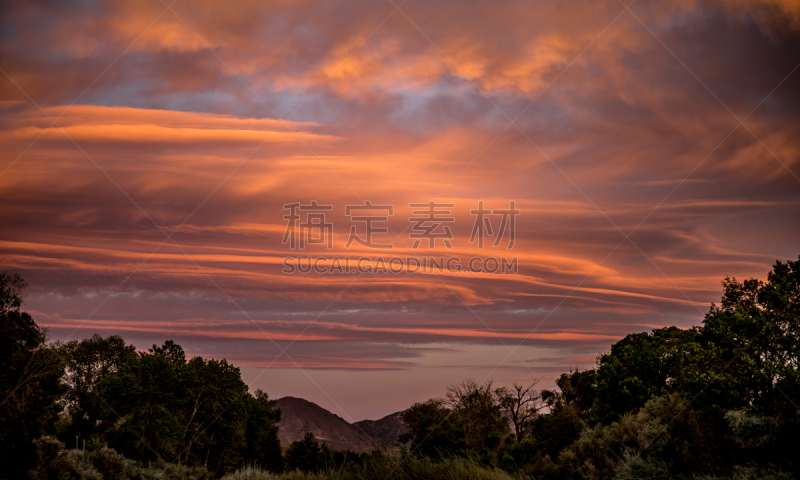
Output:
[1, 0, 798, 411]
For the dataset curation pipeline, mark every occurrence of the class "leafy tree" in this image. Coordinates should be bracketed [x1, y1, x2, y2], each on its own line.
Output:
[0, 272, 65, 479]
[698, 258, 800, 416]
[150, 339, 187, 364]
[520, 393, 585, 475]
[241, 389, 283, 472]
[553, 369, 596, 420]
[0, 271, 27, 315]
[98, 343, 185, 462]
[59, 334, 136, 445]
[96, 340, 282, 477]
[284, 432, 323, 472]
[400, 399, 466, 459]
[591, 326, 702, 424]
[401, 380, 511, 463]
[175, 355, 250, 474]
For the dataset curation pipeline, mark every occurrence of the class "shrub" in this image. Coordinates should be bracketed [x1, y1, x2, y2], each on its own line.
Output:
[27, 437, 212, 480]
[28, 438, 103, 480]
[87, 448, 127, 478]
[221, 454, 521, 480]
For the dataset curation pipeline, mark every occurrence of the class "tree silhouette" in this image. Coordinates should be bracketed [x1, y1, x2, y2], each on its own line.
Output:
[0, 272, 65, 478]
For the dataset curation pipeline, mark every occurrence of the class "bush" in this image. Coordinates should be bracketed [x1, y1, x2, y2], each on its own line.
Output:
[87, 448, 127, 478]
[126, 460, 212, 480]
[29, 438, 103, 480]
[222, 454, 521, 480]
[693, 465, 795, 480]
[616, 452, 671, 480]
[725, 410, 778, 449]
[557, 394, 711, 480]
[27, 437, 212, 480]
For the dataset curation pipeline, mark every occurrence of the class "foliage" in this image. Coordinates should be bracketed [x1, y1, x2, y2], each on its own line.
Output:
[398, 257, 800, 479]
[698, 258, 800, 417]
[551, 369, 595, 420]
[511, 401, 584, 476]
[444, 380, 509, 453]
[242, 390, 284, 472]
[400, 398, 466, 459]
[591, 326, 703, 424]
[28, 438, 103, 480]
[0, 272, 66, 478]
[0, 272, 282, 479]
[96, 340, 282, 476]
[3, 257, 800, 479]
[285, 432, 324, 473]
[557, 394, 714, 480]
[28, 437, 213, 480]
[58, 334, 136, 445]
[401, 379, 539, 461]
[223, 454, 522, 480]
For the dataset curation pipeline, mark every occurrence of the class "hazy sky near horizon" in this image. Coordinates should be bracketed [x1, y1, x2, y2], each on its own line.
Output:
[1, 0, 799, 420]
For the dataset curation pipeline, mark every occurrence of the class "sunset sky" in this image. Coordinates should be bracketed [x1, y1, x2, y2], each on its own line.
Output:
[1, 0, 799, 421]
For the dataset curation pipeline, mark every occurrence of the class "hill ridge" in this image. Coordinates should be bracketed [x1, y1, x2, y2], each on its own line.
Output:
[275, 396, 407, 452]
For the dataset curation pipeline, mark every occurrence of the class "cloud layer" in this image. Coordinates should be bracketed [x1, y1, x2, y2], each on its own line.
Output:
[1, 0, 799, 418]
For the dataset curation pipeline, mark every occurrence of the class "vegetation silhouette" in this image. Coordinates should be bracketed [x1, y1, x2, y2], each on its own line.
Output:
[1, 256, 798, 479]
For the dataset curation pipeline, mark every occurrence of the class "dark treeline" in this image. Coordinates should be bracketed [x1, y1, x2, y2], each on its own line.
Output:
[399, 258, 800, 479]
[1, 257, 798, 480]
[1, 271, 285, 479]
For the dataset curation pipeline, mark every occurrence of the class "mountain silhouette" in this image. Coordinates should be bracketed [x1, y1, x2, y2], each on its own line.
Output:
[275, 396, 407, 452]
